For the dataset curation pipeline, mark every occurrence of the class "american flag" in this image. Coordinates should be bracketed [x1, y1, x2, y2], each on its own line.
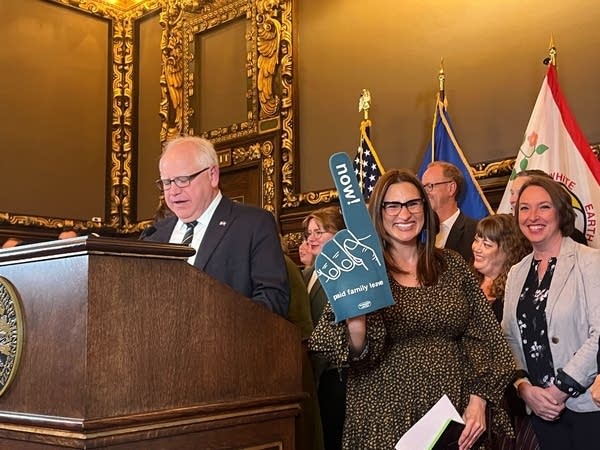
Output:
[353, 119, 385, 201]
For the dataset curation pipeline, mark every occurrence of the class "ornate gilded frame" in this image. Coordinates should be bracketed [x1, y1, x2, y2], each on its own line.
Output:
[281, 148, 600, 208]
[155, 0, 288, 217]
[3, 1, 599, 239]
[0, 0, 286, 236]
[180, 0, 257, 141]
[0, 0, 160, 234]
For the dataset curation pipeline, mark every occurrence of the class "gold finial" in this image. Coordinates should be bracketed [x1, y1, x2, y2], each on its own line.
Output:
[358, 89, 371, 120]
[438, 58, 447, 104]
[548, 36, 556, 66]
[544, 36, 557, 66]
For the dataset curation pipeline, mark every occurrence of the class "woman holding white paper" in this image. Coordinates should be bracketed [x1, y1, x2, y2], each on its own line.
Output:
[310, 169, 515, 450]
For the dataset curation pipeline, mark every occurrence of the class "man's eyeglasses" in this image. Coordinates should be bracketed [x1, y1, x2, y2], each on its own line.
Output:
[423, 180, 453, 193]
[156, 167, 210, 191]
[382, 198, 424, 215]
[304, 229, 329, 239]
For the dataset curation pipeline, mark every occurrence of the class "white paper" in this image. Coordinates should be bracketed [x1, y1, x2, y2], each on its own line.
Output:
[395, 394, 465, 450]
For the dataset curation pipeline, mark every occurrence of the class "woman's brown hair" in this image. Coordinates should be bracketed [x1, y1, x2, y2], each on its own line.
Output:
[474, 214, 531, 299]
[517, 176, 576, 237]
[368, 169, 444, 286]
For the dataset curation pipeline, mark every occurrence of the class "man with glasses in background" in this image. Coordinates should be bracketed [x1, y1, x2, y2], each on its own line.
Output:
[420, 161, 477, 261]
[142, 136, 289, 317]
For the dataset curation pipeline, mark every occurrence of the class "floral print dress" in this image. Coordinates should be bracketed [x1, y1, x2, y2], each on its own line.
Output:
[516, 258, 557, 387]
[309, 251, 515, 449]
[516, 258, 586, 396]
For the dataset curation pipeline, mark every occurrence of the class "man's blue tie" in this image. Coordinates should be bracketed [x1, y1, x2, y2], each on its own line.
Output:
[181, 221, 197, 246]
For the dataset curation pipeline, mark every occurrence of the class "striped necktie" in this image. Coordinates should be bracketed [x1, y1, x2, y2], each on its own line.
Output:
[181, 221, 197, 246]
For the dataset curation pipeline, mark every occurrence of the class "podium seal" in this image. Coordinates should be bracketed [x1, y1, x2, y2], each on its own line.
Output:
[0, 277, 24, 397]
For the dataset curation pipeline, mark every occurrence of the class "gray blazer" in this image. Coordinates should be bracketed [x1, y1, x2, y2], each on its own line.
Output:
[502, 237, 600, 412]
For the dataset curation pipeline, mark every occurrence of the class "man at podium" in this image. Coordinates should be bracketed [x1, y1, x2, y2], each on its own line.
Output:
[143, 135, 289, 317]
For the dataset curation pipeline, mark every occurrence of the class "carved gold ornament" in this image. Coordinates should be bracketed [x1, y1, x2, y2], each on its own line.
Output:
[0, 277, 25, 397]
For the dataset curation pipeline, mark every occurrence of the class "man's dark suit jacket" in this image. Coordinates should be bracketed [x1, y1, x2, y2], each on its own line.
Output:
[302, 267, 334, 381]
[143, 196, 289, 317]
[444, 211, 478, 263]
[302, 267, 328, 329]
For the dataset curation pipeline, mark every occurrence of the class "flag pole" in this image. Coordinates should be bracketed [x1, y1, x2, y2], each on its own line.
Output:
[438, 58, 445, 103]
[358, 89, 372, 189]
[431, 59, 445, 161]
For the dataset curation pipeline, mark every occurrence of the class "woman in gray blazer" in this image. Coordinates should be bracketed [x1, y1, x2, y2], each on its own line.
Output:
[502, 176, 600, 450]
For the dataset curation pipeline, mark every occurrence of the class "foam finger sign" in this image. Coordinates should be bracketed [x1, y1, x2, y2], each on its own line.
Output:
[315, 152, 395, 322]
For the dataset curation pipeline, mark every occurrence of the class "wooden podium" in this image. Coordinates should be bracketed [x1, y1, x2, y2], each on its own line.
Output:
[0, 236, 303, 449]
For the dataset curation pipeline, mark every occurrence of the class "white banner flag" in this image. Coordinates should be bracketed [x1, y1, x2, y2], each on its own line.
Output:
[497, 64, 600, 248]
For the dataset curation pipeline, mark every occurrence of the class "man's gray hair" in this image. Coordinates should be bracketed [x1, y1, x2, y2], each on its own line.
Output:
[162, 136, 218, 167]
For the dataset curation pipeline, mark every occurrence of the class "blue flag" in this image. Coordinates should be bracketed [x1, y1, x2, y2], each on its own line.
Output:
[353, 119, 385, 201]
[315, 152, 394, 323]
[417, 97, 492, 220]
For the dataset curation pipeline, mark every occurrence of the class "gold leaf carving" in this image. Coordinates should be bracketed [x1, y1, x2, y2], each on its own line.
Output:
[159, 0, 191, 141]
[278, 0, 296, 208]
[229, 140, 276, 213]
[256, 0, 281, 118]
[179, 0, 257, 143]
[232, 143, 263, 164]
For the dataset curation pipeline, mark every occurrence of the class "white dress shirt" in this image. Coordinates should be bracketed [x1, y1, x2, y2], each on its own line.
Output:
[169, 191, 223, 265]
[435, 208, 460, 248]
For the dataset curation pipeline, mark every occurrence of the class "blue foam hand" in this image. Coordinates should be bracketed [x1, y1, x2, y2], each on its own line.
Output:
[315, 152, 395, 322]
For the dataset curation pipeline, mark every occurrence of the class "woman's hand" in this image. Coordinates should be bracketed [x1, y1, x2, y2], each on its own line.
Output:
[518, 383, 565, 421]
[591, 375, 600, 406]
[546, 383, 569, 405]
[346, 315, 366, 353]
[458, 394, 486, 450]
